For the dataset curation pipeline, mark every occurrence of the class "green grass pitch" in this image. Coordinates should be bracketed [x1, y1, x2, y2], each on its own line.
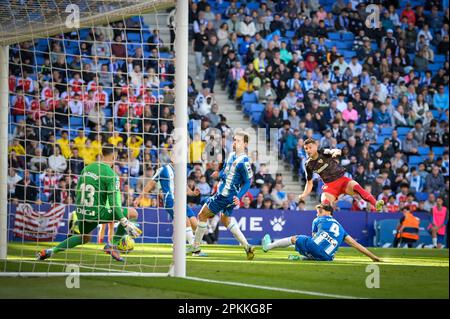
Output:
[0, 243, 448, 299]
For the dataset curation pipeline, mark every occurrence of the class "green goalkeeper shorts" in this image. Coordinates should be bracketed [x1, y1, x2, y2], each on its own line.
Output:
[74, 208, 129, 235]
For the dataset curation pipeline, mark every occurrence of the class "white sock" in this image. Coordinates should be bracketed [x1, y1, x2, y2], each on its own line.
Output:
[186, 227, 194, 245]
[433, 237, 438, 246]
[267, 237, 293, 250]
[228, 222, 249, 249]
[193, 221, 207, 247]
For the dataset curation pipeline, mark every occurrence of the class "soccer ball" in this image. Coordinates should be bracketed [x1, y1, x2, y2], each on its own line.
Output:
[117, 235, 135, 253]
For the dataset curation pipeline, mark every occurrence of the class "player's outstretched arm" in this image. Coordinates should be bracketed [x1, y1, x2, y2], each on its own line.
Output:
[298, 179, 313, 202]
[344, 235, 382, 262]
[133, 180, 156, 207]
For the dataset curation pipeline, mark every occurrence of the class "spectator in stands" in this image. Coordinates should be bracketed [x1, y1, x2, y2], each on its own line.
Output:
[48, 145, 67, 174]
[425, 165, 445, 195]
[7, 168, 22, 197]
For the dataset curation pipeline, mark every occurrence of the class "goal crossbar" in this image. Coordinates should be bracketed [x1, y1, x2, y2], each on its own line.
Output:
[0, 0, 175, 46]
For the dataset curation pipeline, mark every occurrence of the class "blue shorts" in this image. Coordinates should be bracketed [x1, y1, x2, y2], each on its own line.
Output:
[295, 235, 333, 261]
[205, 193, 235, 216]
[164, 196, 196, 220]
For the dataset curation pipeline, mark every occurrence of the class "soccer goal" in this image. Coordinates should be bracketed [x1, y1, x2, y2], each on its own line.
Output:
[0, 0, 188, 278]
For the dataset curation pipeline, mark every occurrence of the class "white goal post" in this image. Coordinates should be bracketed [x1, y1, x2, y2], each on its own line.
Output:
[0, 0, 188, 278]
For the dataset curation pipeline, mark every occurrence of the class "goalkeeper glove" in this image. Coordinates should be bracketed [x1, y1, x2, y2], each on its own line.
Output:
[120, 217, 142, 238]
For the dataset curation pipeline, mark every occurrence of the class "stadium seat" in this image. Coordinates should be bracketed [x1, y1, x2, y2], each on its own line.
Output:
[432, 147, 445, 156]
[342, 32, 355, 41]
[380, 127, 393, 136]
[286, 30, 295, 38]
[415, 192, 429, 201]
[250, 103, 265, 113]
[408, 156, 422, 166]
[251, 112, 262, 126]
[328, 32, 341, 41]
[431, 109, 440, 118]
[418, 146, 430, 155]
[397, 127, 411, 136]
[434, 55, 446, 64]
[336, 201, 352, 210]
[242, 92, 258, 105]
[248, 188, 260, 198]
[69, 117, 84, 127]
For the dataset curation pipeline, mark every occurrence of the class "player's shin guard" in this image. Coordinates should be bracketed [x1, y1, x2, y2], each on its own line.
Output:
[193, 221, 207, 247]
[353, 184, 376, 206]
[228, 222, 249, 249]
[186, 227, 195, 245]
[267, 237, 292, 250]
[52, 235, 83, 254]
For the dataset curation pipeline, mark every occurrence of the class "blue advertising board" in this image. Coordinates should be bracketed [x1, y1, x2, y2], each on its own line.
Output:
[7, 204, 432, 247]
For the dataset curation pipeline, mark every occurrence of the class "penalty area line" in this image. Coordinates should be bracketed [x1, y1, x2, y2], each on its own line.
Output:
[185, 276, 366, 299]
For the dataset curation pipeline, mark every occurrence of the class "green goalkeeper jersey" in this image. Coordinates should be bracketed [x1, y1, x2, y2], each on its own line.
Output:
[75, 162, 124, 222]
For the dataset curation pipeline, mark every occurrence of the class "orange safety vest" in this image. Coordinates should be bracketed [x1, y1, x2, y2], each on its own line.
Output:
[397, 212, 420, 240]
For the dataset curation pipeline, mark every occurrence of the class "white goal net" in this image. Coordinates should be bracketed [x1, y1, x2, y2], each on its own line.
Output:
[0, 0, 189, 277]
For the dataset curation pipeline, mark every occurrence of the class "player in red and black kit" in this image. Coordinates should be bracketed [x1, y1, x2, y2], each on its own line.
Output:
[298, 138, 384, 211]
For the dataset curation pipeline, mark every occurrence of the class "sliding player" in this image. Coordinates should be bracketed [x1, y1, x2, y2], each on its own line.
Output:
[298, 138, 384, 211]
[133, 156, 202, 249]
[187, 131, 255, 259]
[262, 203, 381, 262]
[37, 144, 142, 262]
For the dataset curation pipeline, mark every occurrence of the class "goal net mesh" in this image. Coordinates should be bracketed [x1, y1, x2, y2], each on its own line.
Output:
[2, 0, 180, 276]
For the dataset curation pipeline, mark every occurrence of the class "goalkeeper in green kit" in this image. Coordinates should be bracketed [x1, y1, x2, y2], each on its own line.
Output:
[37, 144, 142, 262]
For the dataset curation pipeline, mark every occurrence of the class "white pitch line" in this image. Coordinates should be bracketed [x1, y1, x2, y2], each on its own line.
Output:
[185, 276, 365, 299]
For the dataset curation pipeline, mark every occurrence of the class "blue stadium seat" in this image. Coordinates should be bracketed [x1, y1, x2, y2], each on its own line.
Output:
[104, 108, 112, 118]
[286, 30, 295, 38]
[247, 2, 260, 10]
[328, 32, 341, 41]
[312, 133, 322, 140]
[342, 32, 355, 41]
[431, 109, 440, 118]
[434, 55, 446, 64]
[336, 201, 352, 210]
[250, 103, 265, 113]
[418, 146, 430, 155]
[380, 127, 393, 136]
[376, 136, 387, 144]
[251, 112, 262, 126]
[242, 92, 258, 105]
[127, 32, 142, 43]
[248, 188, 260, 198]
[397, 127, 411, 136]
[408, 156, 422, 166]
[69, 117, 84, 127]
[415, 192, 429, 201]
[432, 147, 445, 156]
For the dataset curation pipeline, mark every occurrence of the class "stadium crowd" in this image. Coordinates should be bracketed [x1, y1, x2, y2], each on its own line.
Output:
[6, 0, 450, 217]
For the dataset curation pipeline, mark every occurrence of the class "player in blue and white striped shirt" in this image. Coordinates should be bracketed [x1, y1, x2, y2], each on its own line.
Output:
[262, 204, 381, 262]
[134, 159, 200, 246]
[188, 131, 255, 259]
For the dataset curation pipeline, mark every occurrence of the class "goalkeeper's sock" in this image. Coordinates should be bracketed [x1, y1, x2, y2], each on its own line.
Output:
[52, 235, 83, 254]
[112, 224, 127, 245]
[353, 184, 376, 206]
[267, 237, 292, 250]
[186, 227, 195, 245]
[228, 222, 249, 249]
[432, 237, 438, 247]
[193, 221, 207, 247]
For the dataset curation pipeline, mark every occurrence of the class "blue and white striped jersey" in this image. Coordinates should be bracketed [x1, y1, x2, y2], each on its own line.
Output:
[152, 164, 175, 198]
[311, 216, 348, 258]
[217, 152, 253, 198]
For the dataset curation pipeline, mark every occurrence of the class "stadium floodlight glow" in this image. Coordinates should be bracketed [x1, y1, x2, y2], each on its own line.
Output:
[0, 0, 190, 278]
